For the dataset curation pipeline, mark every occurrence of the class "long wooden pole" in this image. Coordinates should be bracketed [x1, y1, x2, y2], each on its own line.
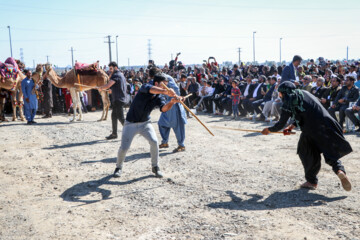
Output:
[212, 126, 296, 135]
[74, 83, 108, 91]
[161, 82, 214, 136]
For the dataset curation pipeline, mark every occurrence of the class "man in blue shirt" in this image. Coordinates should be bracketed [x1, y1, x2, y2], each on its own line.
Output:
[21, 70, 38, 124]
[281, 55, 302, 83]
[113, 74, 180, 178]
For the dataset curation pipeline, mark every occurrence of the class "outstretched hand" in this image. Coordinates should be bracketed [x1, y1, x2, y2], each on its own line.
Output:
[283, 124, 295, 136]
[261, 128, 270, 135]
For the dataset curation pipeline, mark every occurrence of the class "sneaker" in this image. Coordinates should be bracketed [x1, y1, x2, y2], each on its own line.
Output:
[27, 121, 32, 125]
[173, 146, 185, 153]
[300, 182, 317, 190]
[152, 166, 163, 178]
[106, 133, 118, 140]
[337, 170, 351, 191]
[113, 168, 121, 178]
[159, 143, 169, 148]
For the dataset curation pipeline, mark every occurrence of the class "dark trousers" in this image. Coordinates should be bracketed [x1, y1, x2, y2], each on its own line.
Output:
[203, 96, 213, 112]
[80, 96, 88, 113]
[328, 104, 348, 127]
[214, 97, 225, 112]
[242, 98, 255, 114]
[252, 99, 264, 114]
[112, 100, 125, 135]
[297, 133, 345, 184]
[345, 107, 360, 127]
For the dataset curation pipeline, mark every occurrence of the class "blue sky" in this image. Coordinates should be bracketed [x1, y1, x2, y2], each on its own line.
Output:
[0, 0, 359, 67]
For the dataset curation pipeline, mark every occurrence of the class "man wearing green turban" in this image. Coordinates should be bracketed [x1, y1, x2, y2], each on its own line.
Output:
[262, 81, 352, 191]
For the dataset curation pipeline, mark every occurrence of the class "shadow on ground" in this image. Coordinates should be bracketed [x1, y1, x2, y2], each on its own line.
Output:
[207, 190, 346, 210]
[44, 139, 118, 149]
[60, 174, 155, 205]
[81, 151, 175, 165]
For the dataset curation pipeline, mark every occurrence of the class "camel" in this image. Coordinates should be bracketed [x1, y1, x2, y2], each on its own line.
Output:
[42, 63, 110, 122]
[0, 70, 26, 121]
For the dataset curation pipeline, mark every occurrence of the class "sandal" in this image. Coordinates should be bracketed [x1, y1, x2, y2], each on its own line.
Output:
[337, 170, 351, 191]
[159, 143, 169, 148]
[173, 146, 185, 153]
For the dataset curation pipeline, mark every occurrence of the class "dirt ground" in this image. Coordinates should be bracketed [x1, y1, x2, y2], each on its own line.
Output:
[0, 110, 359, 240]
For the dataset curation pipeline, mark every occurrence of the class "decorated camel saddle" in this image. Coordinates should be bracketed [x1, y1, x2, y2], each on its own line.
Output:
[75, 61, 98, 75]
[0, 57, 19, 82]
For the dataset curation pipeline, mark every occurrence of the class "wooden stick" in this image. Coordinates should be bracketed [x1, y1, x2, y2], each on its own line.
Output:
[161, 82, 214, 136]
[211, 126, 296, 135]
[74, 83, 108, 91]
[183, 93, 192, 99]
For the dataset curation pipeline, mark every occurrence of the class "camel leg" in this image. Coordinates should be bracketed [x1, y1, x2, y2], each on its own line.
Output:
[69, 88, 78, 122]
[17, 89, 25, 121]
[76, 91, 83, 121]
[10, 91, 17, 121]
[98, 91, 110, 121]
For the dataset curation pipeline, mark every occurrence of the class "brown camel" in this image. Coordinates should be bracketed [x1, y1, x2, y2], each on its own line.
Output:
[0, 71, 27, 121]
[42, 64, 110, 122]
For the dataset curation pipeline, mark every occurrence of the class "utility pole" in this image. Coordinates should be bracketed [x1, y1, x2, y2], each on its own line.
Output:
[346, 46, 349, 62]
[237, 47, 241, 66]
[116, 35, 119, 65]
[104, 35, 114, 63]
[20, 48, 24, 63]
[69, 47, 76, 67]
[253, 31, 256, 63]
[279, 38, 283, 64]
[33, 59, 35, 69]
[7, 26, 13, 57]
[128, 58, 130, 69]
[171, 53, 173, 60]
[147, 39, 152, 61]
[46, 55, 49, 63]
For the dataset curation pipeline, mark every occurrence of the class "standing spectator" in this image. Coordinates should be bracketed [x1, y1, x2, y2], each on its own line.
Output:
[41, 74, 53, 118]
[21, 70, 38, 124]
[98, 62, 127, 140]
[231, 80, 241, 119]
[328, 76, 359, 129]
[281, 55, 302, 83]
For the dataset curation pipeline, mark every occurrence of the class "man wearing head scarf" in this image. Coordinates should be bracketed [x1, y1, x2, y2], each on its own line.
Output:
[158, 73, 187, 153]
[261, 81, 352, 191]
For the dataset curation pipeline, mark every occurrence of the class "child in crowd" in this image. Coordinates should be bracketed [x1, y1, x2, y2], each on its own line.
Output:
[231, 80, 241, 119]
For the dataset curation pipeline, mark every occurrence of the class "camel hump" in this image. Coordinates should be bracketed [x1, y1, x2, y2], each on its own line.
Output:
[75, 62, 99, 75]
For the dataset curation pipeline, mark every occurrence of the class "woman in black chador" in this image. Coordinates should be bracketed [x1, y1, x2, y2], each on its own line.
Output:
[262, 81, 352, 191]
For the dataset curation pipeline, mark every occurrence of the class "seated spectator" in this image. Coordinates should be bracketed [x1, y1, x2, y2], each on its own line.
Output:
[186, 77, 200, 107]
[301, 75, 313, 92]
[243, 75, 267, 117]
[239, 74, 256, 116]
[310, 77, 326, 100]
[345, 97, 360, 132]
[320, 76, 341, 109]
[328, 76, 359, 129]
[254, 76, 277, 121]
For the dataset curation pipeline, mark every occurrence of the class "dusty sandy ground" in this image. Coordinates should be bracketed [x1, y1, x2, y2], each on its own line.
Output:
[0, 110, 359, 240]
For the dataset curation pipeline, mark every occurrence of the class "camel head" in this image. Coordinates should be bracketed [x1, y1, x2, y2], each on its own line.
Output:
[45, 63, 52, 72]
[32, 64, 44, 84]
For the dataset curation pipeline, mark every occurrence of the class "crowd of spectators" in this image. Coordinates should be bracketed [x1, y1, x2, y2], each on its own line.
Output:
[1, 55, 360, 132]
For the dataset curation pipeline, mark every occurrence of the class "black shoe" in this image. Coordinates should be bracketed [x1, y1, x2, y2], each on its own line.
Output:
[31, 121, 37, 124]
[113, 168, 121, 178]
[152, 166, 163, 178]
[106, 133, 118, 140]
[42, 115, 51, 118]
[27, 121, 32, 125]
[355, 127, 360, 132]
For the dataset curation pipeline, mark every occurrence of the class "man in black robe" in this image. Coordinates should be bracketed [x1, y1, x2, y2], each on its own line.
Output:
[41, 75, 53, 118]
[261, 81, 352, 191]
